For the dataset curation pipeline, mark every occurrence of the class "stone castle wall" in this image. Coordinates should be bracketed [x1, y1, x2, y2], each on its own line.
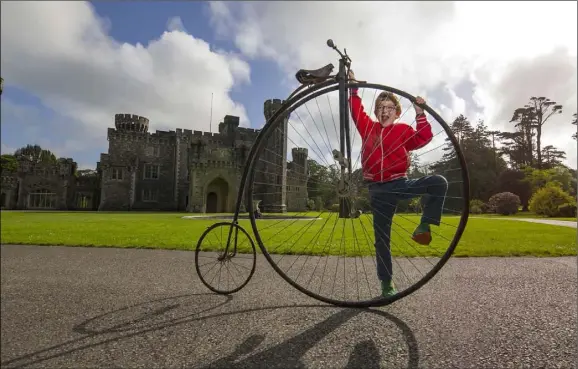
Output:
[1, 100, 310, 213]
[0, 158, 99, 210]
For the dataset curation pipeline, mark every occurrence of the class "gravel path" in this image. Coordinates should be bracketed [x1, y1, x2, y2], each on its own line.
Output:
[1, 244, 576, 369]
[471, 217, 577, 228]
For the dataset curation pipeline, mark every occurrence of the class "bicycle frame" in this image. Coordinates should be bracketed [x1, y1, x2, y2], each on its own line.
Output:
[222, 40, 356, 256]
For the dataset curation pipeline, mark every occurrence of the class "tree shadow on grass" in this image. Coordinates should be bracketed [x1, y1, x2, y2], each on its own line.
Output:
[2, 293, 419, 369]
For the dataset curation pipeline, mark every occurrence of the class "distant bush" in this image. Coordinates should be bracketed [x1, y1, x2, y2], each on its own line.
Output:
[557, 203, 577, 218]
[330, 203, 340, 212]
[529, 183, 575, 217]
[409, 197, 422, 214]
[314, 197, 323, 211]
[488, 192, 521, 215]
[306, 199, 315, 210]
[470, 199, 486, 214]
[355, 196, 371, 212]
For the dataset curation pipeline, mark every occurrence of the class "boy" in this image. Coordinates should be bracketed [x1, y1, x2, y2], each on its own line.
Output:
[348, 70, 448, 298]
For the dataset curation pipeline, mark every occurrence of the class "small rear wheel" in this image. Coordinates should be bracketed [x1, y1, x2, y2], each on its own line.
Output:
[195, 222, 257, 295]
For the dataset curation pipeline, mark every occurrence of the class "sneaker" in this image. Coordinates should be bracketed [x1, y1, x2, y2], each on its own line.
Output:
[412, 222, 432, 245]
[381, 280, 397, 297]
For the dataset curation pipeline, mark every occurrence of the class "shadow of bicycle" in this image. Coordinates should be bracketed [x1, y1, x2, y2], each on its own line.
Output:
[2, 293, 419, 369]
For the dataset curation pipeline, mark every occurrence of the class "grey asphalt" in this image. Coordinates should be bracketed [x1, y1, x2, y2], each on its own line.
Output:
[1, 244, 576, 369]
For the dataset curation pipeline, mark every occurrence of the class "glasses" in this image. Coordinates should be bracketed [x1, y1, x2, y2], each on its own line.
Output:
[376, 106, 397, 113]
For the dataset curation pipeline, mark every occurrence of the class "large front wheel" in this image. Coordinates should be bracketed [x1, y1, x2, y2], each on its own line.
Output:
[247, 82, 470, 308]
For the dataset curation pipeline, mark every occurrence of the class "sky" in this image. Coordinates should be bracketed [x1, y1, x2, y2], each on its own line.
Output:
[1, 1, 577, 171]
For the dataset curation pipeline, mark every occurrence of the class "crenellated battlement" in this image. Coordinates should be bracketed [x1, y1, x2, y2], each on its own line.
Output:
[238, 127, 260, 135]
[115, 113, 149, 133]
[292, 147, 308, 156]
[291, 147, 308, 165]
[108, 127, 176, 146]
[264, 99, 286, 122]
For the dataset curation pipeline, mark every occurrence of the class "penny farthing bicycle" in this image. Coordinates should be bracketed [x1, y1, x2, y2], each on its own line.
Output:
[195, 40, 470, 308]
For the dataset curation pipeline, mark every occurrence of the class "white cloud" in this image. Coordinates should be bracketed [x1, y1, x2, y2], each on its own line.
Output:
[209, 1, 578, 168]
[0, 1, 252, 147]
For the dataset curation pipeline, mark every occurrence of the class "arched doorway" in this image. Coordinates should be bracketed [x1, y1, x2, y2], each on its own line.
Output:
[206, 192, 218, 213]
[205, 177, 229, 213]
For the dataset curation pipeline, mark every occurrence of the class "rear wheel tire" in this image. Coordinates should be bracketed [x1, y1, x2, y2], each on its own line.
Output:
[195, 222, 257, 295]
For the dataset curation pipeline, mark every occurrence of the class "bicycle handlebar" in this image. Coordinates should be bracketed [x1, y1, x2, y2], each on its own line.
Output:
[327, 39, 350, 63]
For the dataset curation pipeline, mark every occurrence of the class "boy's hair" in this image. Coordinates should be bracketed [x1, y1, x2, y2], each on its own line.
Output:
[374, 92, 402, 117]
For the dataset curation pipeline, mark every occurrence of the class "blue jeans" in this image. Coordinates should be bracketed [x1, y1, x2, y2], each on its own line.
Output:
[368, 175, 448, 282]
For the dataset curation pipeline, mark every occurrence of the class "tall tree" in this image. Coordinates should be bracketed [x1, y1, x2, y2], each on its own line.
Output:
[13, 144, 58, 164]
[487, 130, 501, 173]
[511, 97, 563, 169]
[449, 114, 474, 147]
[572, 113, 578, 140]
[1, 154, 17, 174]
[509, 107, 535, 167]
[541, 145, 566, 169]
[497, 131, 527, 169]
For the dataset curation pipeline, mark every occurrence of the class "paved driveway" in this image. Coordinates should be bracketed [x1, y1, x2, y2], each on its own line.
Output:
[1, 245, 576, 368]
[471, 217, 577, 228]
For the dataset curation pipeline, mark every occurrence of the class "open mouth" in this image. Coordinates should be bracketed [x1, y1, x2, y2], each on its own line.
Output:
[381, 114, 389, 122]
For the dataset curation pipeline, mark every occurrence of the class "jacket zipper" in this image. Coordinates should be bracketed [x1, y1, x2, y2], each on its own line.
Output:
[380, 127, 384, 182]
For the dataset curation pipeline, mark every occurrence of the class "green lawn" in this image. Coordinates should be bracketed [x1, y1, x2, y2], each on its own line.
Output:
[1, 211, 575, 257]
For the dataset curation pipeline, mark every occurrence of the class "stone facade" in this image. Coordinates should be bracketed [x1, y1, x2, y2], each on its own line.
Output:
[1, 99, 309, 213]
[0, 158, 100, 211]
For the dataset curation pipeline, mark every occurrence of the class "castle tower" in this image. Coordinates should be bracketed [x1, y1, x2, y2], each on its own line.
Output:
[99, 114, 150, 211]
[260, 99, 288, 213]
[291, 148, 308, 176]
[219, 115, 240, 135]
[114, 114, 149, 133]
[288, 147, 309, 211]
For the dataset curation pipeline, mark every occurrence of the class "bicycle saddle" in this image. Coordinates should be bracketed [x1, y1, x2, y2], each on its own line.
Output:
[295, 63, 334, 84]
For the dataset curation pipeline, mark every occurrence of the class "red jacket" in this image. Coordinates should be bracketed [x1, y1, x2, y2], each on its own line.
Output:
[349, 88, 433, 182]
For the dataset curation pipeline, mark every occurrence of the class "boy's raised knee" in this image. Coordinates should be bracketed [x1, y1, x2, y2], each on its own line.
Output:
[432, 174, 448, 189]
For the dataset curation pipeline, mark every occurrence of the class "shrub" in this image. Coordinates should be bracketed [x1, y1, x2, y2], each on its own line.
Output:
[557, 203, 577, 218]
[355, 196, 371, 212]
[470, 204, 482, 214]
[529, 183, 575, 217]
[488, 192, 521, 215]
[315, 197, 323, 211]
[470, 199, 485, 214]
[409, 197, 422, 213]
[330, 203, 340, 212]
[306, 199, 315, 210]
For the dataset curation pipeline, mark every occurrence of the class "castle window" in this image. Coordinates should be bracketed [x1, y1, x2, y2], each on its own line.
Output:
[28, 189, 57, 209]
[153, 146, 160, 157]
[144, 164, 160, 179]
[76, 194, 91, 209]
[111, 168, 123, 180]
[142, 189, 158, 202]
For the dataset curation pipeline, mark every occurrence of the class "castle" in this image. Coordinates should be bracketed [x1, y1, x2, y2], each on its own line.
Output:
[0, 99, 309, 213]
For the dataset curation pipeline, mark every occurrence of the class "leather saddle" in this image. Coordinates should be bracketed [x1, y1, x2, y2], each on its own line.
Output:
[295, 63, 334, 85]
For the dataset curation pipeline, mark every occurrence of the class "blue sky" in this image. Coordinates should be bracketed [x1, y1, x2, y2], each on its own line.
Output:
[1, 1, 289, 169]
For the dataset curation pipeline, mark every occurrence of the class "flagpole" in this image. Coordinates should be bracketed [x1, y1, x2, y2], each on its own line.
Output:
[209, 93, 213, 133]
